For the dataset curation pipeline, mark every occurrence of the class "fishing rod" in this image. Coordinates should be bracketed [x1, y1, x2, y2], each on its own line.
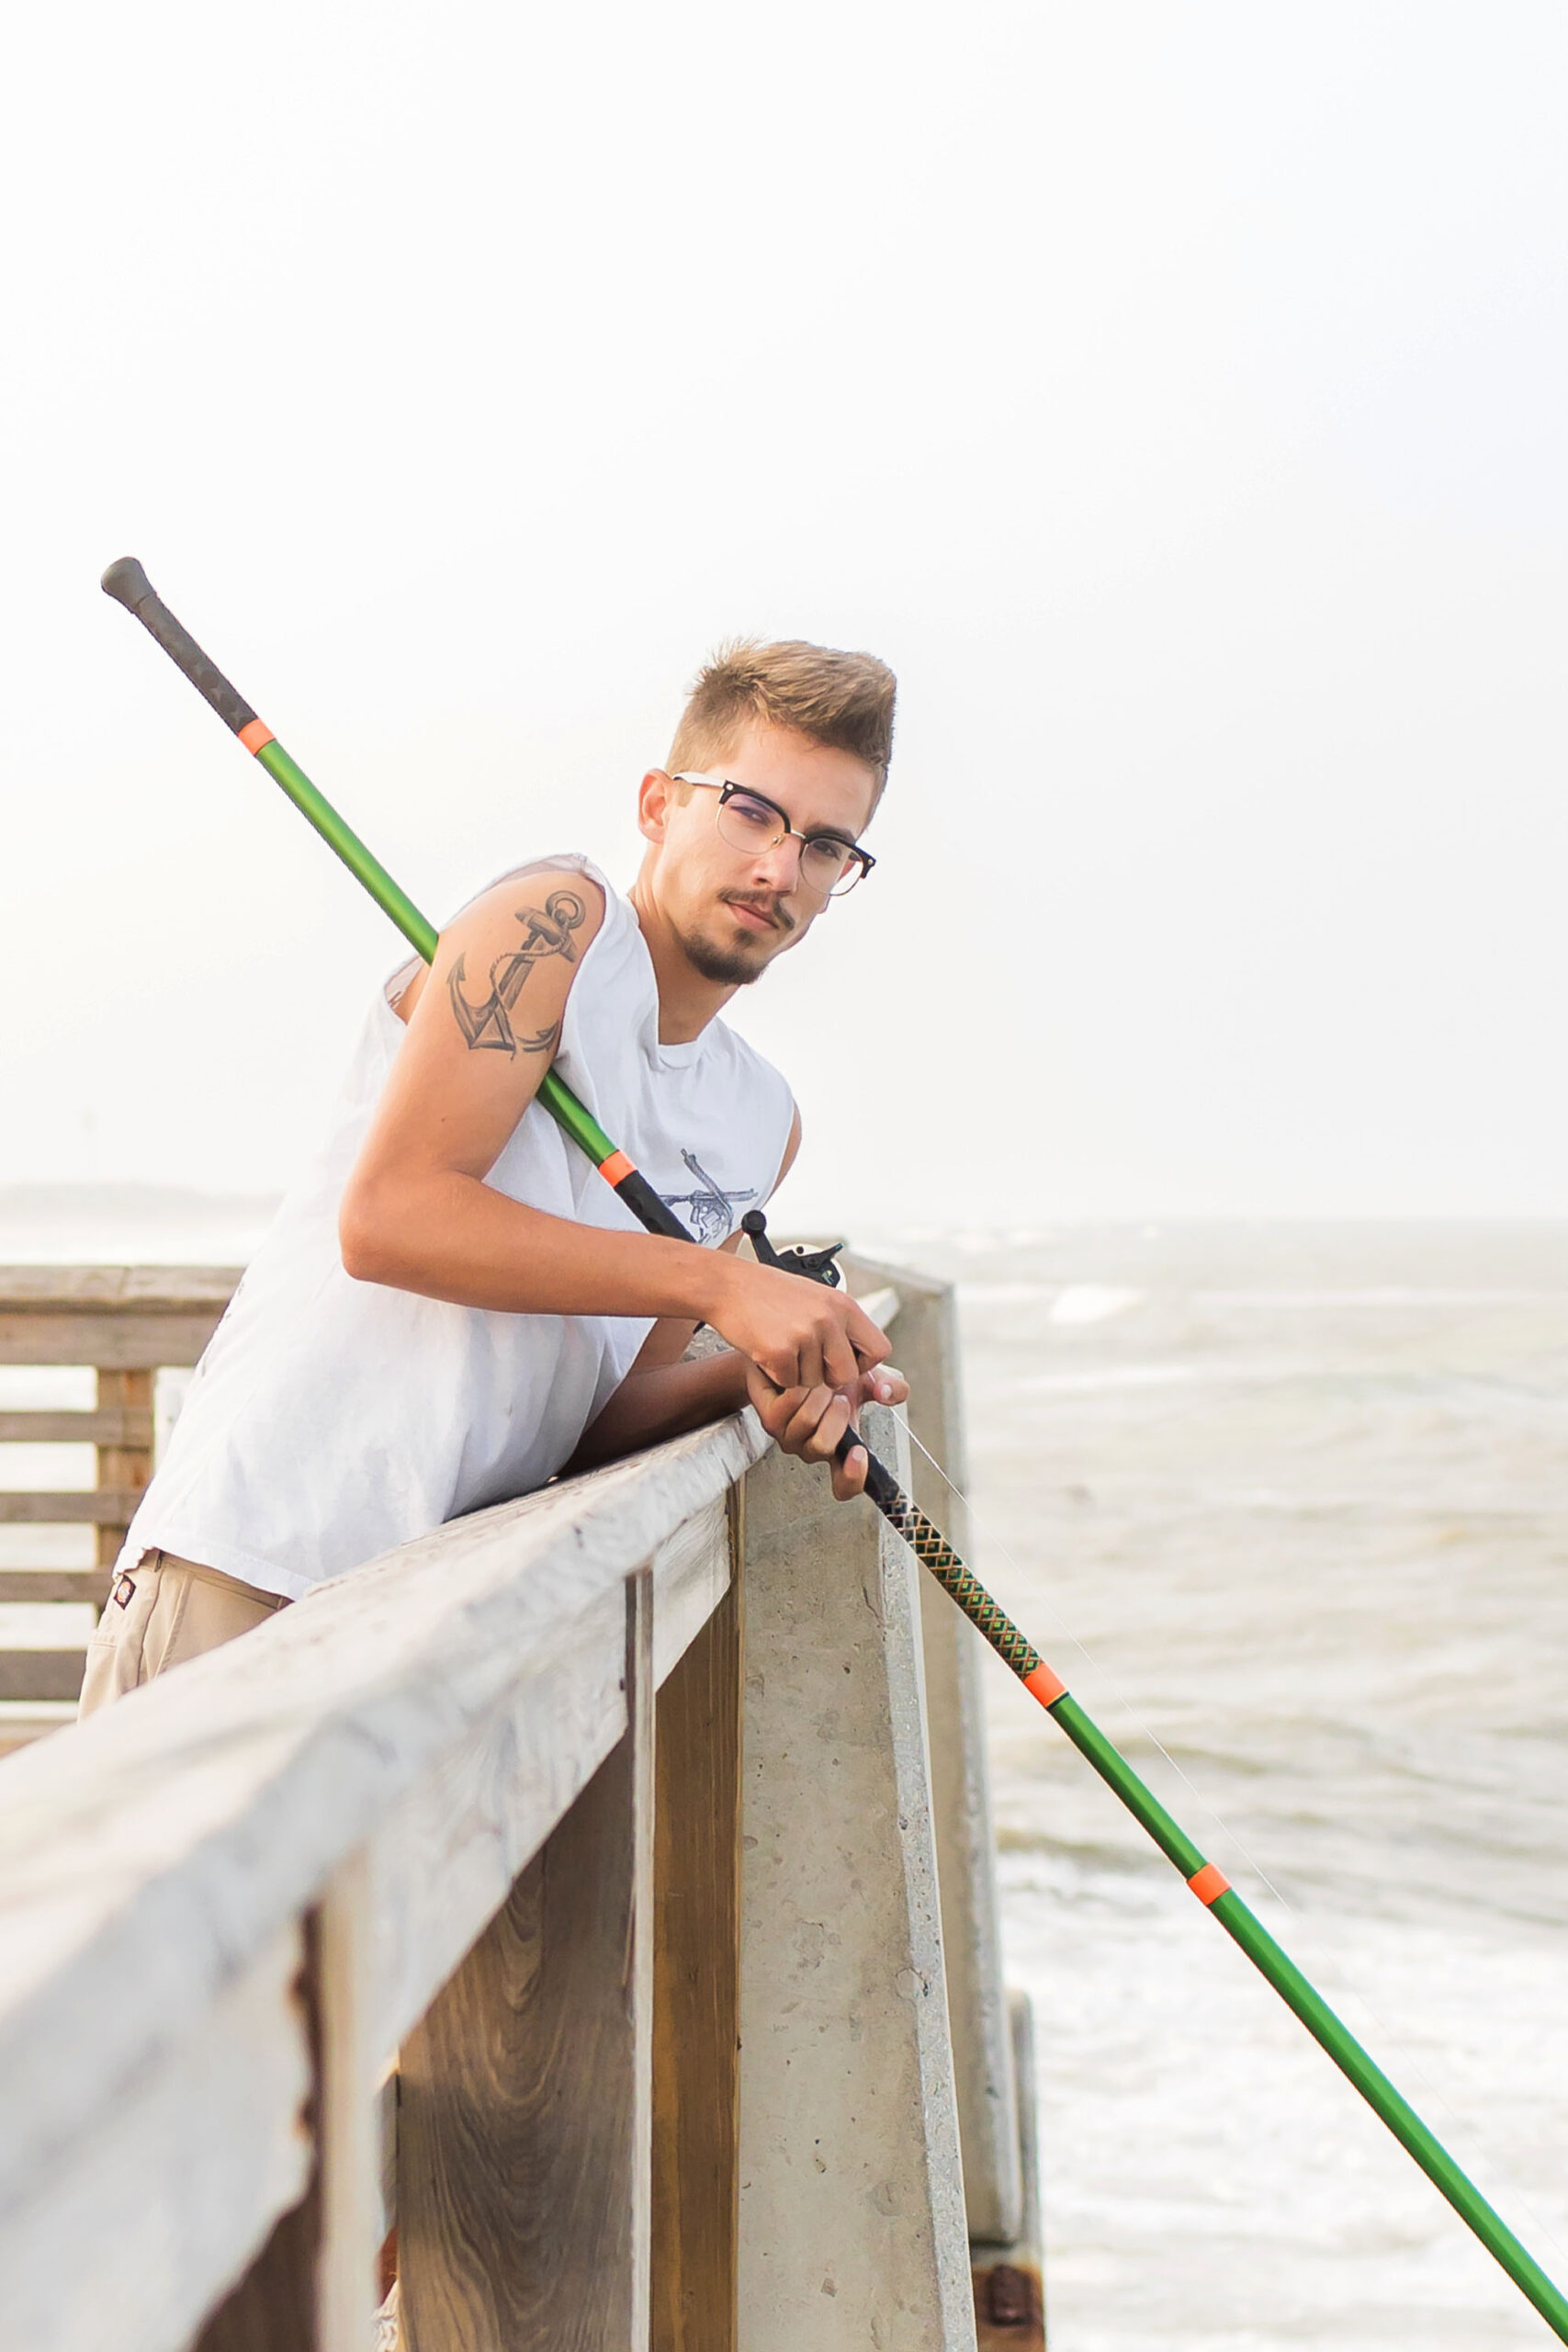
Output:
[102, 557, 1568, 2343]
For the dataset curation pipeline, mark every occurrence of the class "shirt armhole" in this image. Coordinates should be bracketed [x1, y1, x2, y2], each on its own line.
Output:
[763, 1098, 803, 1203]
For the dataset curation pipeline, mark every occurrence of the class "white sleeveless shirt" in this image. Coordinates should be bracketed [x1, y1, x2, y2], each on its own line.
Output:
[118, 858, 795, 1601]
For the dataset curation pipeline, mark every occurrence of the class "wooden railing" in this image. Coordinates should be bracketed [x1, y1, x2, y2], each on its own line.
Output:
[0, 1259, 1043, 2349]
[0, 1267, 236, 1738]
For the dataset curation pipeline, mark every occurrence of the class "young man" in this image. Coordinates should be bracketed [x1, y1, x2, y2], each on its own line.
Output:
[79, 639, 904, 1714]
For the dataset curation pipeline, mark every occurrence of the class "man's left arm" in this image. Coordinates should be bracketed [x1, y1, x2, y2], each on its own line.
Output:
[561, 1293, 750, 1470]
[563, 1317, 908, 1498]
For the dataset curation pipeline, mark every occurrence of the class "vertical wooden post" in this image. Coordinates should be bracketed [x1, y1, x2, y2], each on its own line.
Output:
[193, 2186, 321, 2352]
[191, 1881, 381, 2352]
[972, 1995, 1046, 2349]
[738, 1406, 976, 2352]
[194, 1924, 324, 2352]
[399, 1567, 657, 2352]
[315, 1854, 379, 2351]
[95, 1364, 154, 1592]
[651, 1489, 743, 2351]
[627, 1566, 656, 2346]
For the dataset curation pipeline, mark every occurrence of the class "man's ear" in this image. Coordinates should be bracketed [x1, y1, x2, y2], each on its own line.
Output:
[637, 767, 678, 847]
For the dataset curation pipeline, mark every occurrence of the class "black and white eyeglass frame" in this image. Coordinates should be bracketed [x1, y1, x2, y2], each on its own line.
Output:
[670, 771, 877, 899]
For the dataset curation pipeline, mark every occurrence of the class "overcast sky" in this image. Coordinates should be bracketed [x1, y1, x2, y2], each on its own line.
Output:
[4, 3, 1565, 1232]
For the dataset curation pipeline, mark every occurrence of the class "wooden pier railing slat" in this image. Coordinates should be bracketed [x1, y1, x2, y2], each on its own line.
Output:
[0, 1266, 243, 1309]
[0, 1489, 149, 1524]
[0, 1265, 240, 1370]
[0, 1572, 112, 1606]
[0, 1313, 228, 1368]
[0, 1653, 94, 1702]
[0, 1408, 155, 1444]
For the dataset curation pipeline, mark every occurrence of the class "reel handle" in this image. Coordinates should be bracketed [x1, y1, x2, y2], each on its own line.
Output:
[740, 1208, 844, 1289]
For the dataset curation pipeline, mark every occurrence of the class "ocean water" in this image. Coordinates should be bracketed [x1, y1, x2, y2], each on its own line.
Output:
[4, 1198, 1565, 2343]
[861, 1222, 1568, 2351]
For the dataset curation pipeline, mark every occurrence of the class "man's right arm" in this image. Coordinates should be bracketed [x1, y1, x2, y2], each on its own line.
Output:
[338, 871, 887, 1392]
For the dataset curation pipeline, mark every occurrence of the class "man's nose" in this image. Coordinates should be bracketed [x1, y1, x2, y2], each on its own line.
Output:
[748, 833, 802, 889]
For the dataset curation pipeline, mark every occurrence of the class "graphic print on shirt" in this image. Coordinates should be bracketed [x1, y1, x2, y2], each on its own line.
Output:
[660, 1147, 759, 1243]
[447, 889, 587, 1056]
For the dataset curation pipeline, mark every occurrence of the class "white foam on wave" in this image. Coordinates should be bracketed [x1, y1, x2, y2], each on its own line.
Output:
[956, 1282, 1149, 1319]
[1049, 1284, 1146, 1326]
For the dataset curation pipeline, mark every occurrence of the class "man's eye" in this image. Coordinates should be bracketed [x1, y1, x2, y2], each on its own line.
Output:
[728, 795, 778, 831]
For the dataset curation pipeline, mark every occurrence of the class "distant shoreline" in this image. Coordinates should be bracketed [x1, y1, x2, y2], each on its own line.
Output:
[0, 1184, 281, 1266]
[4, 1183, 1568, 1274]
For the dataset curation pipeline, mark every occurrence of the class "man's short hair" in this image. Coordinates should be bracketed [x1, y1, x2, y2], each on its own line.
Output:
[669, 638, 897, 800]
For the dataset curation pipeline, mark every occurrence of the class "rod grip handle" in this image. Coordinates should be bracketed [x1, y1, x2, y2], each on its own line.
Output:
[835, 1427, 900, 1508]
[101, 558, 260, 739]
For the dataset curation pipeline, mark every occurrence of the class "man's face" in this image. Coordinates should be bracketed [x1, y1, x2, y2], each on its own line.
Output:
[638, 722, 878, 987]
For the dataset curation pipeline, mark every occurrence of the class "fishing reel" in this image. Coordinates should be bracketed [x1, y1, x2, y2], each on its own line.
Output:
[740, 1209, 845, 1289]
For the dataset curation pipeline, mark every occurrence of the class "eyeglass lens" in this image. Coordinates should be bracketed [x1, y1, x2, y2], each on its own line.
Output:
[716, 788, 863, 896]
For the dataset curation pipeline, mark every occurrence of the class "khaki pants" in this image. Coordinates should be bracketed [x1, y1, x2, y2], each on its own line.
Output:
[77, 1549, 289, 1719]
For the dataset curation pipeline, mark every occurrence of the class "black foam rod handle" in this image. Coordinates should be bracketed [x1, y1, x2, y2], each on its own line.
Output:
[836, 1425, 900, 1506]
[101, 559, 259, 739]
[612, 1165, 695, 1244]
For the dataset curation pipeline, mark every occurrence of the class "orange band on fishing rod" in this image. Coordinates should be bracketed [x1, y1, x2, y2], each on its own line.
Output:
[1187, 1863, 1230, 1905]
[239, 718, 275, 753]
[1023, 1660, 1067, 1706]
[598, 1150, 636, 1185]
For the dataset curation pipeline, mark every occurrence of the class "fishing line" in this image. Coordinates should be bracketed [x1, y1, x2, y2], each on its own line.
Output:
[902, 1418, 1568, 2268]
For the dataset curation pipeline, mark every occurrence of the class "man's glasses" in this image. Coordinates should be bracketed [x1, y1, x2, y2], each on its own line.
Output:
[671, 774, 876, 899]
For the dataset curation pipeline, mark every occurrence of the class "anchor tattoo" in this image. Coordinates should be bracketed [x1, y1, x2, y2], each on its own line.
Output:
[447, 888, 588, 1056]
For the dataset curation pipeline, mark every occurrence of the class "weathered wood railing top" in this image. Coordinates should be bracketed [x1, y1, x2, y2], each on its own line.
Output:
[0, 1259, 1042, 2351]
[0, 1261, 241, 1361]
[0, 1408, 770, 2350]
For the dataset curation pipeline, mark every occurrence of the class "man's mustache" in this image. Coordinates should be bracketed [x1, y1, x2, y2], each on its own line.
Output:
[718, 889, 796, 935]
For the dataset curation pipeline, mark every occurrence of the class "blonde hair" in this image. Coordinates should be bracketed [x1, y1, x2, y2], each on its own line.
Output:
[669, 638, 897, 799]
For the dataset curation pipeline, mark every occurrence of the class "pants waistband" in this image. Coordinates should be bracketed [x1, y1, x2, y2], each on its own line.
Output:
[139, 1548, 290, 1612]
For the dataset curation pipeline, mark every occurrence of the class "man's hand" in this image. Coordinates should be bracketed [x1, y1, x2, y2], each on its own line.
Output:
[744, 1359, 910, 1501]
[706, 1255, 894, 1392]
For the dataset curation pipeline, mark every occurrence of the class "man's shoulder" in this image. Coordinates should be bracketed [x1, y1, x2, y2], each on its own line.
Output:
[445, 860, 609, 963]
[456, 860, 611, 922]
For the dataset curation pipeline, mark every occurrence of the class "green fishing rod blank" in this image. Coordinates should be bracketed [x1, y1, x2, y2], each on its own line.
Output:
[103, 557, 1568, 2342]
